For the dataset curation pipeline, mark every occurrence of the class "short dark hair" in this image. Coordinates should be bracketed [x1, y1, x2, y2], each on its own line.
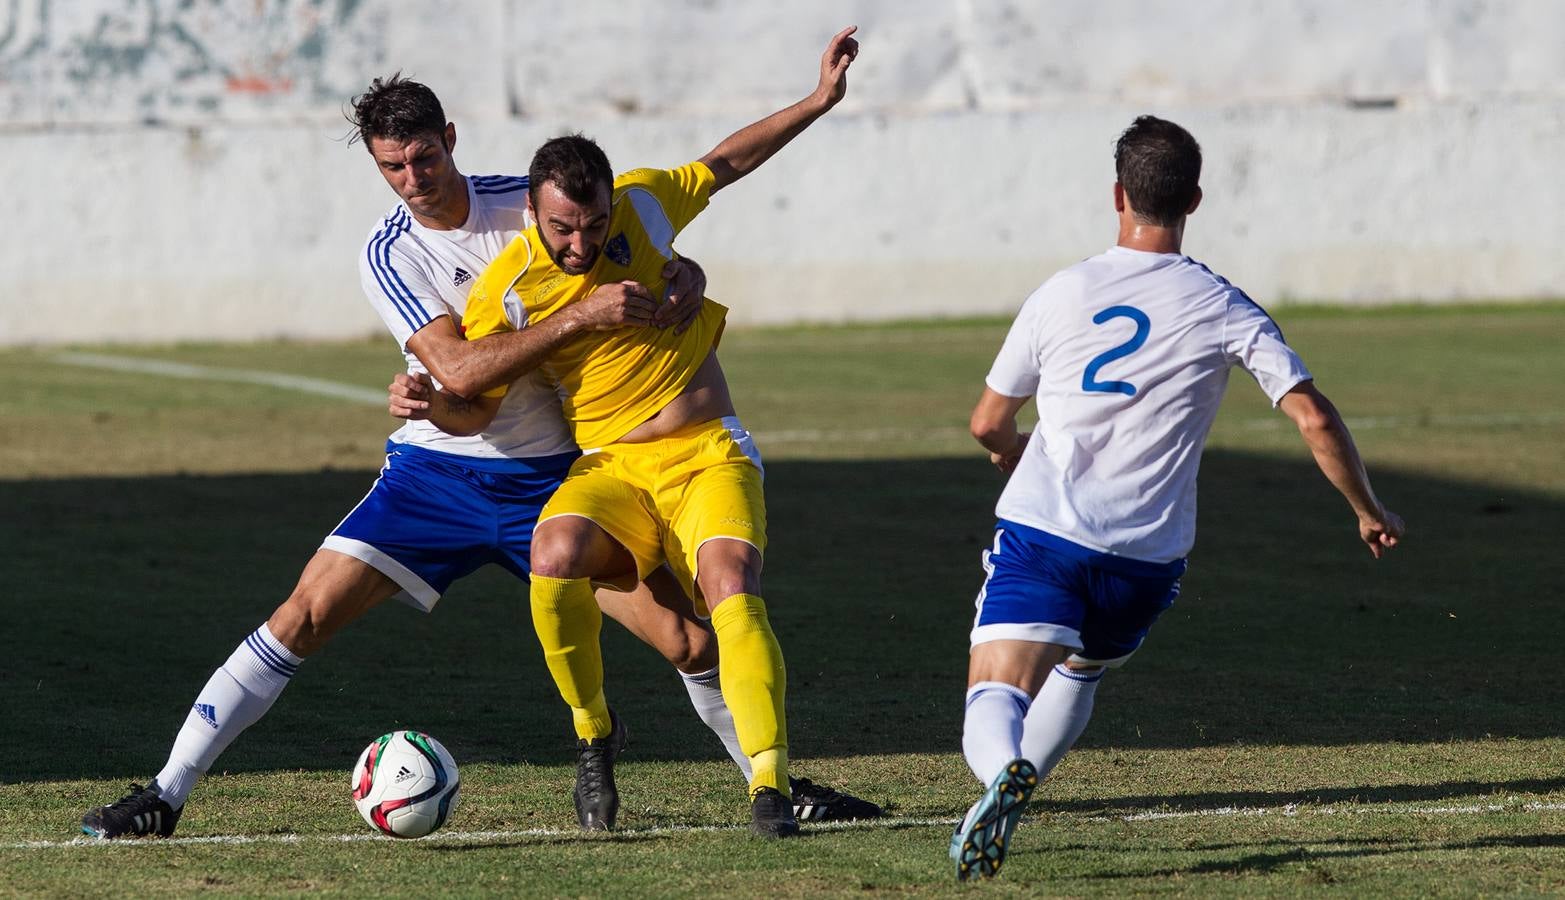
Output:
[1114, 115, 1202, 227]
[529, 134, 614, 207]
[348, 73, 446, 148]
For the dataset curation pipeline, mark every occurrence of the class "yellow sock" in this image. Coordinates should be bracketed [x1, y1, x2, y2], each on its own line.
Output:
[710, 593, 789, 799]
[530, 575, 611, 741]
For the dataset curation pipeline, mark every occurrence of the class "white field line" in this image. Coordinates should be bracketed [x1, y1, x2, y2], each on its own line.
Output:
[1101, 800, 1565, 823]
[49, 353, 1565, 438]
[7, 801, 1563, 852]
[4, 815, 955, 851]
[52, 352, 387, 406]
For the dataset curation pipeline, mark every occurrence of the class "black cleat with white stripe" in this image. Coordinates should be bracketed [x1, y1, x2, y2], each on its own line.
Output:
[81, 783, 182, 839]
[788, 776, 883, 822]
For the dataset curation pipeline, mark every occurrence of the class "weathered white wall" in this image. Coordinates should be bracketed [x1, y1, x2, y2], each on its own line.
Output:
[3, 1, 1562, 345]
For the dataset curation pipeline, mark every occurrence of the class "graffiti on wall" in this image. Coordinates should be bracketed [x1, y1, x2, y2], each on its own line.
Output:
[0, 0, 385, 125]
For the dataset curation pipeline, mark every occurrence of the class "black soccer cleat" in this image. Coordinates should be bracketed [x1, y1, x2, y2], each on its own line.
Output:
[80, 783, 182, 840]
[572, 710, 627, 831]
[788, 776, 884, 822]
[750, 786, 800, 838]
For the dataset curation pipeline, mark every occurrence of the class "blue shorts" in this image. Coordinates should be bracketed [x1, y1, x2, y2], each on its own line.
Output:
[970, 519, 1185, 666]
[321, 442, 579, 612]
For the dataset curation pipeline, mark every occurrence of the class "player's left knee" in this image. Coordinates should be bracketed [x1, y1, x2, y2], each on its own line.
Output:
[701, 573, 762, 605]
[695, 541, 762, 600]
[530, 527, 592, 580]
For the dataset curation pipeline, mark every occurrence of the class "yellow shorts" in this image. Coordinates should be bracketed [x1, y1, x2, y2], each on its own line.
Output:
[538, 416, 766, 614]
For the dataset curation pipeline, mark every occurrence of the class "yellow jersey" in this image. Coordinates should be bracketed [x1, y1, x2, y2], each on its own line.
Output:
[461, 161, 728, 448]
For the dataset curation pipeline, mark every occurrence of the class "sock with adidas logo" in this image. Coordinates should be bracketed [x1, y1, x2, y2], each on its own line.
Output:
[152, 624, 302, 809]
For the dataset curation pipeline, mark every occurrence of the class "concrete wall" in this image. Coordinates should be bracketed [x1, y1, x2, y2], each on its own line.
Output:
[3, 1, 1561, 345]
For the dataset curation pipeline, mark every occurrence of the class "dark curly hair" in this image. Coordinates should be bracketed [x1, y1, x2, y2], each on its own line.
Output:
[347, 73, 446, 148]
[528, 134, 614, 207]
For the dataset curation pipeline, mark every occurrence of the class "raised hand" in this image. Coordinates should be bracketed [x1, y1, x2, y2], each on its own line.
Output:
[814, 25, 859, 109]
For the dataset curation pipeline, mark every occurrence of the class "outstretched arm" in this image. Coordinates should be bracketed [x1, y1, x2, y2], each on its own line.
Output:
[1278, 381, 1405, 558]
[407, 255, 709, 401]
[407, 282, 655, 399]
[699, 25, 859, 194]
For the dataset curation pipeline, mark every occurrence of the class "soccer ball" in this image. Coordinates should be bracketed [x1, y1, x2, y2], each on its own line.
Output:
[351, 730, 461, 838]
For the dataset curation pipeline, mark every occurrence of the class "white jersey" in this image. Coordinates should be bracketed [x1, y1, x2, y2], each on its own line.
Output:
[987, 246, 1312, 563]
[358, 174, 576, 459]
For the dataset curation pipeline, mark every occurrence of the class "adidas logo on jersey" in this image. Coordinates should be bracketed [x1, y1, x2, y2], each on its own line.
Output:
[394, 766, 416, 784]
[452, 267, 472, 286]
[195, 703, 218, 729]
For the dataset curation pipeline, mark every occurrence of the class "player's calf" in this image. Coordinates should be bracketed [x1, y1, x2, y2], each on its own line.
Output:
[268, 550, 402, 657]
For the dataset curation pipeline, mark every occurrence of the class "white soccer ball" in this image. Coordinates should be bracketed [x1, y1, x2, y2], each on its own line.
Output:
[351, 730, 461, 838]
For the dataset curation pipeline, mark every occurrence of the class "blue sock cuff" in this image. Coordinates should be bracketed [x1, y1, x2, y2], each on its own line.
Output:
[245, 625, 301, 679]
[679, 666, 721, 686]
[1053, 664, 1104, 683]
[965, 681, 1032, 712]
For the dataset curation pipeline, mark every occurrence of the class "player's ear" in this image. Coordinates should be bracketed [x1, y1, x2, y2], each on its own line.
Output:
[1185, 186, 1202, 216]
[443, 122, 456, 154]
[1113, 182, 1126, 214]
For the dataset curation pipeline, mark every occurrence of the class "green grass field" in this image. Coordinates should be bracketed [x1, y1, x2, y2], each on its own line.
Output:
[3, 305, 1564, 896]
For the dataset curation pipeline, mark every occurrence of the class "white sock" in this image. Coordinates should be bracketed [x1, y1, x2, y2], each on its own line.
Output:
[1019, 664, 1103, 781]
[679, 666, 753, 782]
[962, 681, 1032, 785]
[153, 624, 302, 808]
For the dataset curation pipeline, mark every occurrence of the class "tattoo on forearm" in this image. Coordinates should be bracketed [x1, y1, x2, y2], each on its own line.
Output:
[439, 391, 474, 416]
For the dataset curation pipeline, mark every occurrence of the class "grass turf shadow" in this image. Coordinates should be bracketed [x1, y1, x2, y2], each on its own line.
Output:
[1045, 774, 1565, 817]
[3, 449, 1562, 781]
[1069, 831, 1565, 880]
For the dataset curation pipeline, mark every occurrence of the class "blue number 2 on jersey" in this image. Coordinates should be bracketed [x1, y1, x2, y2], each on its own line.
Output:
[1081, 306, 1151, 396]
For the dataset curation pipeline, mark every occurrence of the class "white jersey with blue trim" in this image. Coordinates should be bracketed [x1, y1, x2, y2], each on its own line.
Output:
[986, 246, 1312, 563]
[358, 174, 576, 459]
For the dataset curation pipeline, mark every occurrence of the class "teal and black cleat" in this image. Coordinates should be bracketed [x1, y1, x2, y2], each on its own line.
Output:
[81, 783, 182, 840]
[949, 758, 1038, 881]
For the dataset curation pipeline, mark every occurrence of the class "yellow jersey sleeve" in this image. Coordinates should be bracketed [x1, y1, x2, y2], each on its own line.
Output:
[459, 236, 534, 399]
[612, 161, 715, 236]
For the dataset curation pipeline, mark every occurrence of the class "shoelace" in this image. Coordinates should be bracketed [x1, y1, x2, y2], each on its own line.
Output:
[109, 784, 157, 810]
[576, 746, 611, 796]
[790, 778, 841, 802]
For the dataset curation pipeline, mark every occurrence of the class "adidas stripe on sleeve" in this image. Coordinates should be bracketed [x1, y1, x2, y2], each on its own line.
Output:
[359, 208, 447, 349]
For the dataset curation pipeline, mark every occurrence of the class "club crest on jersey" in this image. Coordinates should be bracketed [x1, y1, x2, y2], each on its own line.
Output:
[605, 233, 631, 266]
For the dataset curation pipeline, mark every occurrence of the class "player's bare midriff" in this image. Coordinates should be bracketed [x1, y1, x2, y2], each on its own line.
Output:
[617, 350, 734, 443]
